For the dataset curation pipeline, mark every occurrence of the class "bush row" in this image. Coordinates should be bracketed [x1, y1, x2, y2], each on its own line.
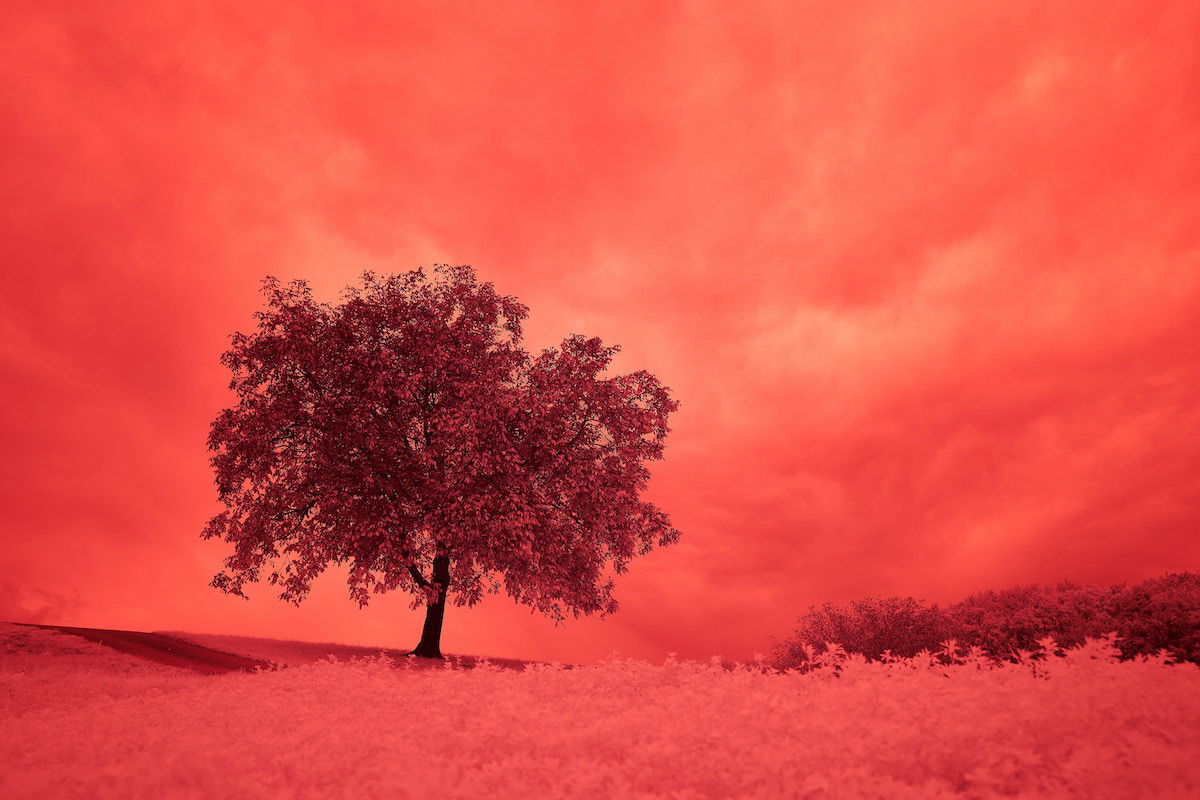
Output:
[771, 571, 1200, 668]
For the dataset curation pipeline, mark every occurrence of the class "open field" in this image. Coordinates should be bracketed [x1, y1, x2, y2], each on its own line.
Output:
[2, 623, 1199, 798]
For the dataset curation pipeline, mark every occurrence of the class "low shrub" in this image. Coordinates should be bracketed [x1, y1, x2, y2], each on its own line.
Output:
[772, 571, 1200, 669]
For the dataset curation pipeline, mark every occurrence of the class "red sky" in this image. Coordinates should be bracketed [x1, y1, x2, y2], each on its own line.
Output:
[2, 2, 1198, 663]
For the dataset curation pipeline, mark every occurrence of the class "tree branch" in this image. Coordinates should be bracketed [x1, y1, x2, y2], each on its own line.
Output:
[284, 356, 325, 395]
[408, 564, 431, 588]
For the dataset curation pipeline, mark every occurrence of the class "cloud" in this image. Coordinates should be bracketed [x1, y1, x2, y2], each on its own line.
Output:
[1, 1, 1197, 659]
[0, 582, 84, 625]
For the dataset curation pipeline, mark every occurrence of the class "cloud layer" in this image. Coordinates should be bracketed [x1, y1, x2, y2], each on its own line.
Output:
[2, 1, 1197, 660]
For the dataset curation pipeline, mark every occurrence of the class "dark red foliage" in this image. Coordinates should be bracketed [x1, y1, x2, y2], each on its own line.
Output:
[204, 265, 680, 638]
[772, 572, 1200, 668]
[771, 596, 951, 665]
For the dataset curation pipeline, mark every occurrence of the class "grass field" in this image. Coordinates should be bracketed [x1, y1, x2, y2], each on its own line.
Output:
[2, 623, 1198, 798]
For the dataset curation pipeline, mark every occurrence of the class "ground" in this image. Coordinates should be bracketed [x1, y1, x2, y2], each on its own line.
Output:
[2, 623, 1198, 798]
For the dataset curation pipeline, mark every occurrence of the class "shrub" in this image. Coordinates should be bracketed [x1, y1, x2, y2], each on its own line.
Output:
[946, 580, 1120, 659]
[1108, 572, 1200, 663]
[772, 572, 1200, 669]
[771, 596, 950, 669]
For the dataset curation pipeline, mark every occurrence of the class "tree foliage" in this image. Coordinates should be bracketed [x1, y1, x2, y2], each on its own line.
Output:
[204, 265, 680, 636]
[772, 572, 1200, 668]
[771, 596, 951, 665]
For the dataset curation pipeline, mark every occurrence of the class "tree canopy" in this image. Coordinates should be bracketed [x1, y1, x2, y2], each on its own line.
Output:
[204, 265, 680, 655]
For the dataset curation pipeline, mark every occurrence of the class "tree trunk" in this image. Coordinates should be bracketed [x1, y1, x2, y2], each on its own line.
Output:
[410, 554, 450, 658]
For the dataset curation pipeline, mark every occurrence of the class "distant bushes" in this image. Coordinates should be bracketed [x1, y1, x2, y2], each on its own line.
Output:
[772, 572, 1200, 669]
[771, 596, 951, 664]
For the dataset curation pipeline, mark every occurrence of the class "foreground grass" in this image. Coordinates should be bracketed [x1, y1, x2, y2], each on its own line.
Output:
[2, 625, 1197, 798]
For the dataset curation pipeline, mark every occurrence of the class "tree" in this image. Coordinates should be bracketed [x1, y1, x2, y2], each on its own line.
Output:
[203, 265, 681, 657]
[947, 581, 1118, 658]
[771, 596, 950, 668]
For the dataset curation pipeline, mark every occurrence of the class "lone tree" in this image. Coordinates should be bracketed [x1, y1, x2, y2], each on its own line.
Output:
[204, 265, 680, 657]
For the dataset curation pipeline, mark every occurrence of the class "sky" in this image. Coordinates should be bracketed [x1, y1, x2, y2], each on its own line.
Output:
[1, 1, 1198, 663]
